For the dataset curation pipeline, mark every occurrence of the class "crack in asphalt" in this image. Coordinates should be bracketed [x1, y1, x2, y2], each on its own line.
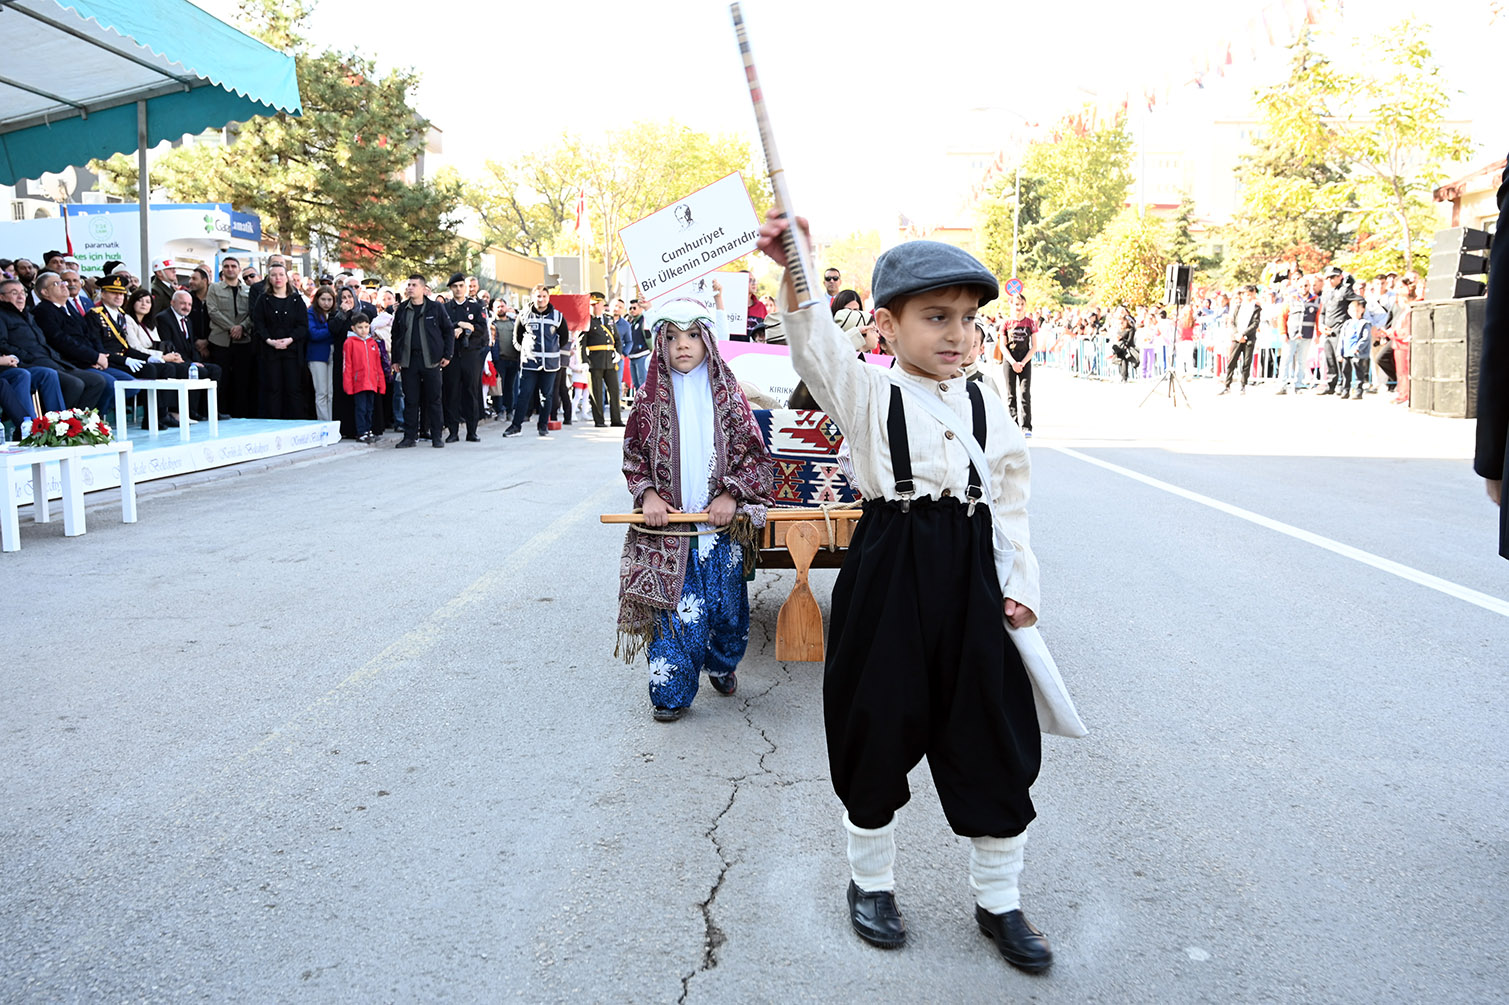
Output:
[680, 573, 792, 1004]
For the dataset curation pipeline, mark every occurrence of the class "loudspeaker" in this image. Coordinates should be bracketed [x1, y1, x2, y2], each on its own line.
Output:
[1425, 226, 1493, 302]
[1164, 264, 1192, 306]
[1424, 275, 1487, 300]
[1408, 298, 1485, 418]
[1432, 227, 1491, 255]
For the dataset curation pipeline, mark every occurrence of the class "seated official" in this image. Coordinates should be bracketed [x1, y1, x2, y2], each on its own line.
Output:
[37, 273, 167, 426]
[157, 291, 226, 421]
[0, 277, 111, 411]
[0, 353, 63, 438]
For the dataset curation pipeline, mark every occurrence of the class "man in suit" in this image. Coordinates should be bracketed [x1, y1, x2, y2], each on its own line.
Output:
[158, 290, 226, 421]
[61, 270, 94, 317]
[1474, 158, 1509, 559]
[0, 277, 111, 411]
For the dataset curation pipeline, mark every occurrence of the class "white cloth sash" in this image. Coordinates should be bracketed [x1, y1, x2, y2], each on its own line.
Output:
[895, 379, 1088, 739]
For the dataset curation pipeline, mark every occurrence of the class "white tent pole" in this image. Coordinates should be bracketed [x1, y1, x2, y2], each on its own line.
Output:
[137, 100, 149, 276]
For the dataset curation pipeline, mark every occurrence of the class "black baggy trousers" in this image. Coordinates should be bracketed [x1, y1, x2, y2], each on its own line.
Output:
[825, 495, 1041, 838]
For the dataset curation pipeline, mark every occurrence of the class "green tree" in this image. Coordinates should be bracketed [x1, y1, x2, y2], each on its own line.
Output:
[458, 145, 581, 258]
[815, 230, 882, 297]
[976, 119, 1134, 302]
[1328, 19, 1472, 273]
[1234, 20, 1472, 277]
[94, 0, 464, 274]
[1168, 194, 1222, 283]
[1087, 208, 1168, 309]
[577, 121, 771, 294]
[1223, 29, 1352, 283]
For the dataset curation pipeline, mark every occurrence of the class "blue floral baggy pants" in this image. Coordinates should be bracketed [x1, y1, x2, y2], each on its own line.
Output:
[647, 532, 750, 712]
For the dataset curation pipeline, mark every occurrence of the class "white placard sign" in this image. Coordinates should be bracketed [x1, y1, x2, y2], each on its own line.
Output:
[620, 173, 759, 298]
[652, 270, 749, 340]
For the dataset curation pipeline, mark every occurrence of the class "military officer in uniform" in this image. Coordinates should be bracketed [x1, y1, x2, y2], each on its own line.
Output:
[581, 292, 624, 427]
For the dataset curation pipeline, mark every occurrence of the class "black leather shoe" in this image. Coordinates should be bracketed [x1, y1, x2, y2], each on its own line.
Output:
[651, 706, 686, 722]
[502, 427, 521, 438]
[445, 432, 460, 443]
[975, 906, 1052, 973]
[465, 433, 481, 442]
[431, 439, 445, 448]
[709, 672, 737, 696]
[395, 439, 417, 448]
[848, 881, 906, 949]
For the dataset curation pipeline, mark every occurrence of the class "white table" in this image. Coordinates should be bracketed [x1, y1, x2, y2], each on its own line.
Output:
[2, 440, 136, 552]
[112, 378, 219, 442]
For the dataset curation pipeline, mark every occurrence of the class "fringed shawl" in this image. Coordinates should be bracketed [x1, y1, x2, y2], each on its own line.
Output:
[617, 307, 773, 662]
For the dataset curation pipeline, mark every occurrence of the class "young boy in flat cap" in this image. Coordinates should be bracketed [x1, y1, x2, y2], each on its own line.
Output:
[758, 213, 1059, 974]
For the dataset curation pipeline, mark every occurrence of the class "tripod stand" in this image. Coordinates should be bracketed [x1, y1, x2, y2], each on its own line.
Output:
[1139, 264, 1193, 409]
[1139, 363, 1192, 407]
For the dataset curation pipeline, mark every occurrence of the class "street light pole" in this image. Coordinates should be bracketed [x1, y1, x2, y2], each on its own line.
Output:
[1011, 162, 1021, 279]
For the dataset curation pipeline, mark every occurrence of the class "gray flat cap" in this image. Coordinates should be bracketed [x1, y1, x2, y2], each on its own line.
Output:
[870, 240, 999, 310]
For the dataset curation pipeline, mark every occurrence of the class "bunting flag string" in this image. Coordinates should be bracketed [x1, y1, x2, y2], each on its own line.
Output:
[965, 0, 1341, 205]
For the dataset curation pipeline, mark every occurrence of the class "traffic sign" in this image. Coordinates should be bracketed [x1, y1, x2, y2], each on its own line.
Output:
[1005, 277, 1024, 297]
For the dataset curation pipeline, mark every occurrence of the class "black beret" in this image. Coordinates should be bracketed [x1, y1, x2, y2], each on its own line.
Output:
[870, 240, 998, 310]
[447, 272, 467, 287]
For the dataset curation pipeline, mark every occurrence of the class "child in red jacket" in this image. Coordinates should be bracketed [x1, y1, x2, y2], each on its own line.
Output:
[342, 314, 389, 443]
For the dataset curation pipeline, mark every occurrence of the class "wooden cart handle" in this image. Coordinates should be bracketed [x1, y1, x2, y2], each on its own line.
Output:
[601, 509, 864, 525]
[600, 513, 712, 524]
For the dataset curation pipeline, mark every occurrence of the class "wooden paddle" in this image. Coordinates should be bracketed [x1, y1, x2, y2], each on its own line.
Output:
[775, 521, 824, 662]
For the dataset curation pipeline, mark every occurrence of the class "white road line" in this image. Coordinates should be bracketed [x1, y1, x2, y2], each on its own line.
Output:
[1049, 445, 1509, 619]
[240, 478, 623, 759]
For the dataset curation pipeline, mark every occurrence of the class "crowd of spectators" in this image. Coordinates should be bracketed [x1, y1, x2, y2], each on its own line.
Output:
[974, 265, 1420, 404]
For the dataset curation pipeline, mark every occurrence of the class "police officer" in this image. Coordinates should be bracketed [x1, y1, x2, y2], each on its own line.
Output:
[580, 292, 623, 427]
[442, 271, 488, 442]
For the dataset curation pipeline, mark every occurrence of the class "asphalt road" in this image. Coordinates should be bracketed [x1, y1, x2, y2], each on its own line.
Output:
[3, 370, 1506, 1004]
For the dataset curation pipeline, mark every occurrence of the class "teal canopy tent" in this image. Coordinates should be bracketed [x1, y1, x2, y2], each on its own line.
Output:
[0, 0, 301, 268]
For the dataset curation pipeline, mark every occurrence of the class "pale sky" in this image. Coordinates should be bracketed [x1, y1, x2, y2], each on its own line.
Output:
[193, 0, 1502, 237]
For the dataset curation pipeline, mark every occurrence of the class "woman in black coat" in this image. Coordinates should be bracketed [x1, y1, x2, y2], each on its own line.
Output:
[253, 263, 308, 419]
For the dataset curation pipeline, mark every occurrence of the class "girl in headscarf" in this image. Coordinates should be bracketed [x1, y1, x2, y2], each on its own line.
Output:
[618, 298, 774, 721]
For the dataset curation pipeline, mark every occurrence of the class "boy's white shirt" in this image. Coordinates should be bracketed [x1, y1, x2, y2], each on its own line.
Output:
[781, 303, 1041, 618]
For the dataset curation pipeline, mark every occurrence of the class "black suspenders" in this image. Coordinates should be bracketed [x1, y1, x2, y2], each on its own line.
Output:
[885, 382, 987, 515]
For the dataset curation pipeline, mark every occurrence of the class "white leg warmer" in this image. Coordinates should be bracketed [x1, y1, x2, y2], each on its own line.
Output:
[970, 832, 1027, 914]
[844, 813, 896, 893]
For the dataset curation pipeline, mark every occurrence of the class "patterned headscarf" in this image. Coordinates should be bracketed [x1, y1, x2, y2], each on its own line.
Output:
[617, 300, 773, 661]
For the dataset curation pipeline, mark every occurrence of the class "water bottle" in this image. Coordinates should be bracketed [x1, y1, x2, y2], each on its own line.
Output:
[188, 363, 199, 380]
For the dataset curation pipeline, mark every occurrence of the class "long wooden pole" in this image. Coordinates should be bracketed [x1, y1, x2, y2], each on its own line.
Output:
[730, 3, 819, 308]
[601, 509, 862, 525]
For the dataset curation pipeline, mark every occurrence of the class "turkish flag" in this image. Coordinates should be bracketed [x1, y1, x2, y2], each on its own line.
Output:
[549, 294, 590, 333]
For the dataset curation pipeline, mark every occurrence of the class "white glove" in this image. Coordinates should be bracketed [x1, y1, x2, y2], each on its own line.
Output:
[124, 357, 145, 373]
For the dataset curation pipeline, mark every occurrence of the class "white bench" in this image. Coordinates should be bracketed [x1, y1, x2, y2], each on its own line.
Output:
[1, 440, 136, 552]
[113, 378, 220, 442]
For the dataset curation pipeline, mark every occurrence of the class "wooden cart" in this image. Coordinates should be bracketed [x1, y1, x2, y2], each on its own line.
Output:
[604, 409, 862, 663]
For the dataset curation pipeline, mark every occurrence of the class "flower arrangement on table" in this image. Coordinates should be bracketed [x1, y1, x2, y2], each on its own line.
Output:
[20, 408, 113, 447]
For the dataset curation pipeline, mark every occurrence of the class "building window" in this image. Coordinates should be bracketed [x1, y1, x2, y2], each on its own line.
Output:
[10, 202, 23, 221]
